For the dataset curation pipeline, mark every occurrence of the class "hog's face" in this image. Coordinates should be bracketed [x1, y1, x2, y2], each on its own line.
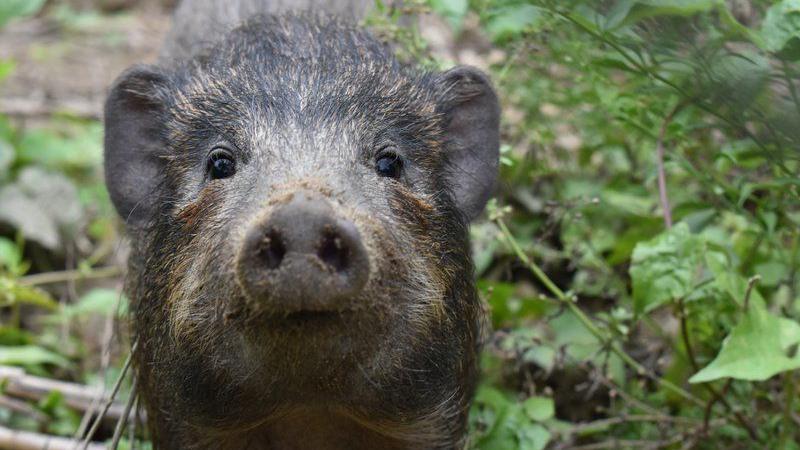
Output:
[104, 15, 499, 435]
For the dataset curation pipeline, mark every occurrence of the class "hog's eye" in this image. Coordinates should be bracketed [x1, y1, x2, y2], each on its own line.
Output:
[208, 148, 236, 180]
[375, 150, 403, 179]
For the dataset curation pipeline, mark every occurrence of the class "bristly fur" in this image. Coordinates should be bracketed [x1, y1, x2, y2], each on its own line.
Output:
[114, 11, 488, 450]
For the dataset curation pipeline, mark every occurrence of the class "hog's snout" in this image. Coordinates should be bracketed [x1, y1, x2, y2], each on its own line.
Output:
[236, 191, 370, 312]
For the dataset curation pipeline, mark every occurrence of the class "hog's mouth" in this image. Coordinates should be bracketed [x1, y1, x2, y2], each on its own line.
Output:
[244, 304, 364, 329]
[276, 309, 355, 325]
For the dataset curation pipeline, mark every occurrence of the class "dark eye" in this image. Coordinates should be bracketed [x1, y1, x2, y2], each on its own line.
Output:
[208, 148, 236, 180]
[375, 150, 403, 179]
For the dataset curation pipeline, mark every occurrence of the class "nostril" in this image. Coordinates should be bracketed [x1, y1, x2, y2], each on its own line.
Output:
[317, 227, 349, 272]
[258, 229, 286, 270]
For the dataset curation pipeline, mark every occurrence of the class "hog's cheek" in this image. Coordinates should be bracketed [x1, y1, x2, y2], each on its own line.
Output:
[166, 183, 250, 344]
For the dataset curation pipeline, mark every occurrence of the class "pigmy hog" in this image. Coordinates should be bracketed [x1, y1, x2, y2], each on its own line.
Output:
[104, 0, 499, 448]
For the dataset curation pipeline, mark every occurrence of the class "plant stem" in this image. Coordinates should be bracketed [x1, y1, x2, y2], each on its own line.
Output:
[495, 218, 705, 408]
[781, 371, 798, 447]
[19, 266, 122, 286]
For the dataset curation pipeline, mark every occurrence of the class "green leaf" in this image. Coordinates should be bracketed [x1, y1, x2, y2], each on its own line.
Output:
[0, 0, 45, 28]
[471, 386, 552, 450]
[690, 307, 800, 383]
[517, 424, 550, 450]
[523, 396, 555, 422]
[0, 167, 84, 251]
[428, 0, 468, 30]
[760, 0, 800, 59]
[606, 0, 718, 29]
[16, 120, 103, 172]
[0, 237, 21, 272]
[0, 57, 15, 82]
[0, 345, 70, 367]
[629, 223, 705, 314]
[58, 288, 126, 319]
[0, 278, 57, 309]
[484, 5, 543, 43]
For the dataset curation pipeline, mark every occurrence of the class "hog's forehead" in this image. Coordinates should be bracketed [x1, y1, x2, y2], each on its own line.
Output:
[165, 14, 446, 167]
[185, 13, 439, 114]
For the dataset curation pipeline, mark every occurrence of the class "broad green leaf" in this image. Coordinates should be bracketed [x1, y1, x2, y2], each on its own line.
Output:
[517, 424, 550, 450]
[16, 120, 103, 172]
[753, 261, 788, 287]
[523, 396, 555, 422]
[629, 223, 704, 314]
[428, 0, 468, 29]
[471, 386, 552, 450]
[760, 0, 800, 59]
[690, 307, 800, 383]
[57, 288, 126, 319]
[484, 5, 543, 43]
[0, 167, 84, 250]
[0, 0, 45, 28]
[0, 345, 69, 367]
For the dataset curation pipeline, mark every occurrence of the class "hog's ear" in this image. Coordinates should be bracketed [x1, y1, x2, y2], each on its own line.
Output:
[437, 66, 501, 221]
[104, 65, 170, 228]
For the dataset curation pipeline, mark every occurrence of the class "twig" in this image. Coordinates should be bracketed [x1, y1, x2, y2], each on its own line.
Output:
[0, 366, 128, 421]
[129, 395, 138, 450]
[18, 266, 123, 286]
[678, 299, 700, 372]
[80, 341, 137, 450]
[75, 296, 120, 441]
[0, 96, 101, 120]
[0, 395, 47, 423]
[0, 426, 106, 450]
[595, 375, 666, 418]
[567, 434, 685, 450]
[568, 414, 709, 435]
[110, 378, 138, 450]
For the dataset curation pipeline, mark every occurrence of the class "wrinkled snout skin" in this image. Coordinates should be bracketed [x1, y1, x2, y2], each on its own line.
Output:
[105, 9, 499, 450]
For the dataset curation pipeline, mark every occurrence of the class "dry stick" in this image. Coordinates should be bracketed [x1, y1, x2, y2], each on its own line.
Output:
[569, 414, 708, 435]
[0, 426, 107, 450]
[0, 366, 127, 421]
[18, 266, 122, 286]
[80, 341, 137, 450]
[0, 96, 101, 119]
[496, 218, 706, 409]
[109, 378, 138, 450]
[129, 396, 138, 450]
[0, 395, 48, 423]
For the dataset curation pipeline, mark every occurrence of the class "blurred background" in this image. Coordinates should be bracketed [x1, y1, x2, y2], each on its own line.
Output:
[0, 0, 799, 449]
